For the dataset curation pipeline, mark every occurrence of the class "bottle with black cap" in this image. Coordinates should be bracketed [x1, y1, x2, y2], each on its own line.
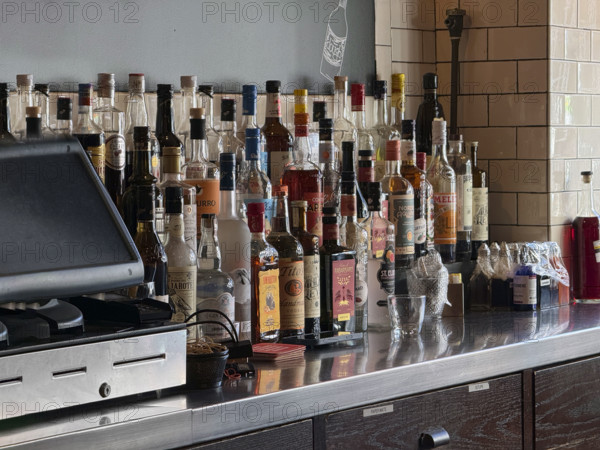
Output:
[220, 97, 245, 176]
[74, 83, 106, 182]
[34, 83, 54, 137]
[25, 106, 42, 141]
[155, 83, 183, 175]
[415, 73, 445, 161]
[197, 84, 223, 164]
[55, 96, 73, 137]
[0, 83, 16, 143]
[310, 100, 327, 161]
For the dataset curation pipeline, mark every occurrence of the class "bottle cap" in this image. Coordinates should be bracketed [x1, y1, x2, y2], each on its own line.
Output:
[34, 83, 49, 95]
[323, 206, 338, 216]
[290, 200, 308, 209]
[266, 80, 281, 93]
[423, 73, 438, 90]
[243, 84, 257, 96]
[156, 84, 174, 98]
[220, 98, 236, 121]
[294, 112, 309, 126]
[220, 152, 236, 163]
[294, 89, 308, 97]
[134, 126, 150, 142]
[245, 128, 260, 160]
[180, 75, 197, 89]
[312, 101, 327, 122]
[190, 107, 205, 119]
[55, 96, 71, 120]
[165, 186, 184, 214]
[385, 140, 401, 161]
[78, 83, 93, 106]
[97, 73, 115, 98]
[198, 84, 214, 97]
[319, 118, 333, 129]
[247, 202, 265, 215]
[0, 83, 9, 99]
[401, 119, 415, 138]
[242, 84, 257, 115]
[416, 152, 427, 171]
[373, 80, 387, 99]
[246, 127, 260, 138]
[26, 106, 41, 117]
[16, 74, 32, 87]
[391, 73, 405, 91]
[129, 73, 145, 93]
[334, 76, 347, 90]
[351, 83, 365, 108]
[190, 115, 206, 140]
[220, 153, 236, 190]
[273, 184, 288, 196]
[319, 118, 334, 141]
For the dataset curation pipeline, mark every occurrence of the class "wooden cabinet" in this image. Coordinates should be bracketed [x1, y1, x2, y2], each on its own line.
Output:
[322, 374, 522, 449]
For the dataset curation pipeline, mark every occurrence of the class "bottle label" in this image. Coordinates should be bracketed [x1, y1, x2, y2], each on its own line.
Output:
[377, 245, 396, 294]
[513, 275, 537, 305]
[260, 151, 269, 172]
[266, 93, 281, 118]
[188, 179, 220, 216]
[390, 194, 415, 255]
[382, 199, 389, 220]
[155, 206, 165, 241]
[358, 166, 375, 183]
[457, 174, 473, 231]
[168, 265, 197, 325]
[323, 222, 340, 241]
[427, 192, 435, 248]
[304, 254, 320, 319]
[354, 250, 368, 308]
[269, 151, 292, 185]
[87, 144, 105, 182]
[323, 25, 346, 68]
[303, 192, 324, 242]
[258, 269, 280, 333]
[332, 258, 355, 321]
[196, 292, 235, 342]
[184, 203, 197, 248]
[594, 240, 600, 263]
[400, 140, 415, 164]
[371, 221, 387, 258]
[279, 259, 305, 330]
[105, 134, 126, 170]
[433, 193, 457, 244]
[472, 187, 489, 241]
[319, 142, 335, 165]
[340, 194, 357, 217]
[414, 218, 427, 245]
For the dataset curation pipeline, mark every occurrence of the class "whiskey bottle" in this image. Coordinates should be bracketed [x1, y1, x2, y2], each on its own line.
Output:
[262, 80, 293, 184]
[13, 74, 33, 141]
[416, 73, 445, 161]
[155, 84, 183, 169]
[0, 83, 16, 143]
[267, 185, 305, 337]
[220, 98, 245, 176]
[175, 75, 197, 162]
[74, 83, 105, 182]
[372, 80, 398, 181]
[470, 141, 489, 258]
[25, 106, 42, 141]
[248, 201, 281, 343]
[54, 97, 72, 137]
[197, 85, 223, 164]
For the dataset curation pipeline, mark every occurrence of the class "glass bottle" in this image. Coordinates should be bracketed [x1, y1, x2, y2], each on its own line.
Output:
[416, 73, 445, 161]
[290, 200, 321, 337]
[133, 184, 168, 303]
[358, 149, 376, 212]
[94, 73, 126, 206]
[25, 106, 42, 140]
[55, 97, 73, 137]
[513, 245, 537, 311]
[333, 76, 356, 166]
[468, 243, 493, 311]
[13, 74, 33, 141]
[400, 120, 428, 257]
[310, 100, 327, 163]
[238, 84, 264, 150]
[217, 153, 252, 340]
[572, 170, 600, 301]
[196, 214, 236, 342]
[294, 89, 308, 114]
[371, 80, 398, 181]
[33, 83, 54, 138]
[391, 73, 406, 135]
[282, 113, 324, 242]
[341, 140, 369, 221]
[220, 97, 245, 176]
[470, 141, 489, 259]
[155, 83, 183, 175]
[197, 85, 223, 164]
[159, 147, 197, 251]
[247, 201, 281, 343]
[164, 186, 197, 333]
[381, 140, 415, 268]
[427, 119, 456, 263]
[320, 0, 348, 82]
[319, 207, 356, 334]
[73, 83, 106, 183]
[416, 152, 435, 251]
[0, 83, 16, 143]
[176, 75, 197, 162]
[262, 80, 294, 184]
[319, 118, 341, 213]
[448, 134, 472, 261]
[267, 186, 305, 337]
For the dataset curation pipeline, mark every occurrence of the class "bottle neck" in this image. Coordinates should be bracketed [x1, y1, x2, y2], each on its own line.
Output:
[241, 114, 259, 129]
[424, 89, 437, 102]
[180, 88, 196, 122]
[126, 92, 149, 130]
[433, 141, 449, 164]
[385, 158, 401, 175]
[26, 117, 42, 139]
[55, 119, 72, 135]
[323, 221, 341, 244]
[198, 216, 221, 270]
[17, 86, 33, 111]
[156, 96, 176, 136]
[77, 105, 94, 126]
[265, 92, 283, 123]
[161, 171, 182, 183]
[271, 196, 291, 233]
[290, 206, 308, 234]
[221, 119, 236, 134]
[579, 180, 596, 217]
[38, 94, 51, 128]
[137, 219, 156, 234]
[198, 95, 214, 127]
[132, 140, 153, 177]
[293, 127, 311, 163]
[375, 98, 388, 126]
[166, 213, 185, 240]
[190, 137, 208, 163]
[471, 147, 478, 167]
[334, 88, 348, 120]
[220, 182, 237, 218]
[352, 108, 367, 130]
[97, 96, 115, 109]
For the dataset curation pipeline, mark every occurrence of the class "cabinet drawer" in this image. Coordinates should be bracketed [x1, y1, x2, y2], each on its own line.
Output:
[324, 374, 522, 449]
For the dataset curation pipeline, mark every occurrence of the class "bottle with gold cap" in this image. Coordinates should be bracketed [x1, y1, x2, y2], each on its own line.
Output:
[373, 80, 399, 182]
[25, 106, 42, 140]
[175, 75, 197, 163]
[391, 73, 406, 134]
[333, 75, 356, 167]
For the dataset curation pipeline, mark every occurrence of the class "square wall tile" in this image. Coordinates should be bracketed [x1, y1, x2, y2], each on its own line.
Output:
[422, 31, 436, 63]
[519, 0, 547, 26]
[518, 60, 547, 93]
[461, 62, 517, 95]
[549, 192, 577, 225]
[437, 62, 451, 96]
[489, 193, 518, 225]
[549, 60, 577, 93]
[375, 0, 391, 45]
[376, 45, 392, 84]
[549, 159, 566, 192]
[457, 94, 489, 127]
[592, 32, 600, 61]
[592, 96, 600, 126]
[578, 0, 600, 31]
[549, 225, 573, 257]
[436, 28, 487, 63]
[461, 127, 517, 159]
[565, 29, 591, 61]
[578, 62, 600, 94]
[391, 0, 436, 30]
[549, 127, 578, 159]
[490, 225, 549, 242]
[488, 27, 547, 60]
[489, 94, 547, 127]
[489, 159, 547, 193]
[549, 0, 577, 27]
[462, 0, 517, 28]
[517, 127, 547, 159]
[565, 159, 592, 192]
[518, 193, 549, 225]
[550, 27, 565, 60]
[392, 29, 423, 62]
[578, 127, 600, 158]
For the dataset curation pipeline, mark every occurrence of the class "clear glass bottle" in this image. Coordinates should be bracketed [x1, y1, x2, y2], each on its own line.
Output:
[73, 83, 106, 183]
[164, 186, 197, 334]
[427, 118, 456, 263]
[319, 118, 341, 214]
[25, 106, 42, 141]
[358, 149, 375, 214]
[13, 74, 33, 141]
[447, 134, 472, 261]
[381, 140, 415, 268]
[33, 83, 54, 138]
[176, 75, 197, 162]
[220, 97, 245, 176]
[310, 100, 327, 163]
[0, 83, 16, 143]
[94, 73, 126, 206]
[333, 76, 356, 167]
[267, 185, 305, 337]
[470, 141, 489, 259]
[416, 73, 445, 161]
[247, 201, 281, 343]
[372, 80, 398, 182]
[238, 84, 264, 148]
[416, 152, 435, 251]
[54, 97, 72, 137]
[197, 85, 223, 164]
[155, 83, 183, 176]
[196, 214, 236, 342]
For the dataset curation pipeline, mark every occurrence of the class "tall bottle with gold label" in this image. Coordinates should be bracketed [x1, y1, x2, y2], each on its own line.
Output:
[248, 201, 281, 343]
[74, 83, 105, 182]
[267, 185, 305, 337]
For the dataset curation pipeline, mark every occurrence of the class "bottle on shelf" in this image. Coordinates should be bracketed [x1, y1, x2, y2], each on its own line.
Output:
[73, 83, 105, 182]
[247, 201, 281, 343]
[217, 153, 252, 340]
[164, 186, 197, 334]
[470, 141, 489, 259]
[238, 84, 263, 148]
[175, 75, 197, 162]
[266, 185, 305, 337]
[468, 243, 493, 311]
[319, 118, 341, 215]
[381, 139, 415, 268]
[33, 83, 54, 138]
[54, 97, 72, 137]
[319, 207, 356, 334]
[262, 80, 294, 184]
[416, 73, 445, 163]
[294, 89, 308, 114]
[341, 139, 369, 221]
[159, 147, 197, 251]
[357, 149, 375, 214]
[196, 213, 236, 342]
[512, 245, 537, 311]
[25, 106, 42, 141]
[155, 83, 183, 176]
[0, 83, 16, 143]
[391, 73, 406, 136]
[400, 120, 428, 257]
[572, 170, 600, 301]
[220, 97, 245, 176]
[13, 74, 33, 141]
[94, 73, 126, 206]
[415, 152, 435, 252]
[447, 134, 472, 261]
[372, 80, 398, 182]
[427, 119, 456, 263]
[290, 200, 321, 337]
[310, 100, 327, 163]
[282, 113, 324, 242]
[490, 242, 514, 310]
[197, 85, 223, 164]
[333, 75, 356, 166]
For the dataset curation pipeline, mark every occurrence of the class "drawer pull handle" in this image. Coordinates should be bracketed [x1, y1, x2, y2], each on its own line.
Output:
[419, 427, 450, 448]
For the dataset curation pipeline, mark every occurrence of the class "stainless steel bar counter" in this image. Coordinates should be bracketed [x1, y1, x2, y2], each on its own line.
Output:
[2, 304, 600, 449]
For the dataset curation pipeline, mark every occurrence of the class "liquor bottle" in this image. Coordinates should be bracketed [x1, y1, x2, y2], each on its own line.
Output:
[73, 83, 105, 182]
[372, 80, 398, 181]
[341, 140, 369, 221]
[217, 153, 252, 340]
[262, 80, 293, 184]
[310, 100, 327, 162]
[572, 170, 600, 301]
[320, 0, 348, 82]
[319, 118, 341, 213]
[238, 84, 264, 148]
[333, 76, 356, 165]
[33, 83, 54, 138]
[159, 147, 197, 251]
[0, 83, 16, 143]
[416, 152, 435, 251]
[247, 201, 281, 343]
[381, 140, 415, 268]
[219, 98, 245, 176]
[400, 120, 428, 257]
[470, 141, 489, 258]
[133, 185, 169, 303]
[358, 149, 375, 207]
[94, 73, 126, 206]
[416, 73, 445, 160]
[155, 84, 183, 170]
[54, 97, 72, 137]
[290, 200, 321, 337]
[468, 243, 493, 311]
[197, 85, 223, 164]
[363, 182, 395, 329]
[282, 113, 324, 242]
[237, 127, 272, 228]
[512, 245, 537, 311]
[267, 185, 305, 337]
[391, 73, 406, 135]
[13, 74, 33, 141]
[175, 75, 197, 162]
[340, 144, 369, 332]
[196, 214, 236, 342]
[164, 186, 197, 332]
[320, 207, 356, 334]
[25, 106, 42, 140]
[427, 119, 456, 263]
[447, 134, 472, 261]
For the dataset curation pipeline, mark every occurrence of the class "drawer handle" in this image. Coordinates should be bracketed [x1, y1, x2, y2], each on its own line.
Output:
[419, 427, 450, 448]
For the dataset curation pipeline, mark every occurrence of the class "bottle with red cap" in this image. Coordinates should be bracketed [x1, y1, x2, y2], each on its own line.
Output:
[248, 201, 281, 343]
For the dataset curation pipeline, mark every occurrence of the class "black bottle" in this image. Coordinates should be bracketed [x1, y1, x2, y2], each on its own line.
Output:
[415, 73, 445, 158]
